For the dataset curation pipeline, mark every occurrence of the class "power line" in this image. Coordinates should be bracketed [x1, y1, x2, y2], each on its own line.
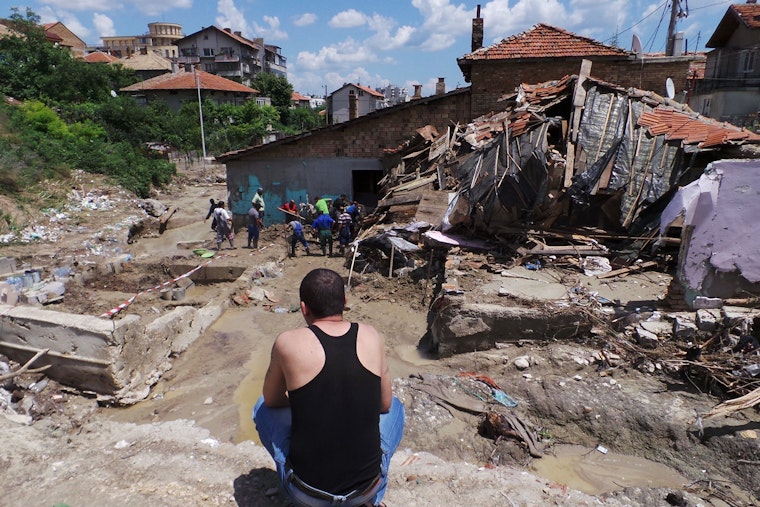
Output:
[601, 0, 669, 45]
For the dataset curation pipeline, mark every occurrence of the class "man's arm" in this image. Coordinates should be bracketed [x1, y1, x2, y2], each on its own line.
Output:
[379, 351, 392, 413]
[262, 337, 290, 407]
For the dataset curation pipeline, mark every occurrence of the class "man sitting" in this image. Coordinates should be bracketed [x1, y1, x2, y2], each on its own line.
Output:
[253, 268, 405, 507]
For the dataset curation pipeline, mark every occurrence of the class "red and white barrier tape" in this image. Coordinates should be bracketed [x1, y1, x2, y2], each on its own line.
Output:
[99, 256, 220, 319]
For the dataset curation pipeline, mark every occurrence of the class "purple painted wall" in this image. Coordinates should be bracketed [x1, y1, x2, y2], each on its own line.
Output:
[661, 159, 760, 301]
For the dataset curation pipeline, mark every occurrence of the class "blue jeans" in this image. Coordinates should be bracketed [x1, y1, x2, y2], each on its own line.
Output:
[253, 396, 405, 507]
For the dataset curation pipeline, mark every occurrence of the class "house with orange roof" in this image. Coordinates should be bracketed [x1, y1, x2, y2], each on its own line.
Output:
[458, 21, 704, 117]
[174, 26, 286, 88]
[327, 83, 386, 124]
[291, 91, 312, 108]
[116, 51, 174, 80]
[689, 1, 760, 127]
[84, 51, 120, 64]
[44, 21, 86, 58]
[119, 68, 257, 111]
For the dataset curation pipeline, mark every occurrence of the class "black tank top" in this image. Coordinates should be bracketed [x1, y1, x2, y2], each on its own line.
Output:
[288, 322, 382, 494]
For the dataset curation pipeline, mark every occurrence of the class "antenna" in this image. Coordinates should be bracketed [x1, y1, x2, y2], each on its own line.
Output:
[665, 78, 675, 100]
[631, 34, 642, 56]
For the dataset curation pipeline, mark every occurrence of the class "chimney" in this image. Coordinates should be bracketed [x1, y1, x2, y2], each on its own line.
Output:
[471, 5, 484, 52]
[673, 32, 684, 56]
[436, 77, 446, 95]
[224, 27, 231, 33]
[349, 90, 358, 120]
[234, 31, 242, 37]
[412, 84, 423, 99]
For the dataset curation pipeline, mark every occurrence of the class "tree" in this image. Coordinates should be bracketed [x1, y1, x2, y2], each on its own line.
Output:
[251, 73, 293, 108]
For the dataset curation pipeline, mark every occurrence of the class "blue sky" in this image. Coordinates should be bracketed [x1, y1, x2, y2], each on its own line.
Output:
[8, 0, 735, 96]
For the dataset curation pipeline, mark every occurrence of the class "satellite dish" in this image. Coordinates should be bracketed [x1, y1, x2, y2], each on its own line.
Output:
[631, 34, 642, 55]
[665, 78, 675, 99]
[110, 90, 118, 98]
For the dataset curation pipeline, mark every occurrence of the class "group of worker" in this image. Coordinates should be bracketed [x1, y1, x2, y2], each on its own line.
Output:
[206, 188, 363, 256]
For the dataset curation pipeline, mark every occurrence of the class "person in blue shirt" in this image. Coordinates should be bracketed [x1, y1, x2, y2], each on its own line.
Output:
[312, 212, 335, 256]
[287, 220, 310, 257]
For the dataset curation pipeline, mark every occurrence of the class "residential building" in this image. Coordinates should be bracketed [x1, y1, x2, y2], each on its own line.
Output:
[378, 84, 410, 106]
[44, 21, 86, 58]
[291, 91, 312, 108]
[327, 83, 386, 124]
[457, 22, 704, 117]
[84, 51, 119, 64]
[116, 51, 174, 81]
[689, 1, 760, 127]
[101, 22, 183, 59]
[174, 26, 286, 87]
[119, 68, 257, 111]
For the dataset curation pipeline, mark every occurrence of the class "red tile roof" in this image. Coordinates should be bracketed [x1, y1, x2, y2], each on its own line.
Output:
[120, 69, 258, 94]
[734, 3, 760, 29]
[460, 23, 631, 61]
[291, 91, 311, 101]
[637, 107, 760, 148]
[355, 83, 385, 98]
[707, 3, 760, 47]
[85, 51, 120, 63]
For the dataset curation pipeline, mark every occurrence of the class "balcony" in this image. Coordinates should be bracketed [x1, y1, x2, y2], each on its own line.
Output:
[177, 55, 200, 64]
[215, 53, 240, 63]
[217, 69, 243, 78]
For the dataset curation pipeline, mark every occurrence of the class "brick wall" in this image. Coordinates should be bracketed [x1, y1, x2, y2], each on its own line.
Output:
[242, 90, 472, 160]
[469, 57, 695, 117]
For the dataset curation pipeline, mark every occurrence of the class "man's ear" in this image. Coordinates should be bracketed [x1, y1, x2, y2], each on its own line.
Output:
[300, 301, 309, 317]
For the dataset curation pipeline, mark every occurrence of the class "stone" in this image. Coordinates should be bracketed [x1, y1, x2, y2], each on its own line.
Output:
[696, 309, 721, 332]
[693, 296, 722, 309]
[514, 356, 530, 370]
[640, 319, 673, 337]
[635, 326, 660, 349]
[722, 306, 758, 331]
[0, 257, 17, 275]
[673, 315, 697, 340]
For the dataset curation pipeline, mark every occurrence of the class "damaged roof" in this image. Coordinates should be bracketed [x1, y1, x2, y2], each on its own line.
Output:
[371, 72, 760, 251]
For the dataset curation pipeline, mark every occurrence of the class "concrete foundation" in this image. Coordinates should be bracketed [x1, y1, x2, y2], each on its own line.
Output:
[0, 293, 229, 404]
[430, 295, 592, 357]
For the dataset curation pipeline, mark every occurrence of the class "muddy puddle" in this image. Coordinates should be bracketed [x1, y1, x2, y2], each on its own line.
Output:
[530, 444, 688, 494]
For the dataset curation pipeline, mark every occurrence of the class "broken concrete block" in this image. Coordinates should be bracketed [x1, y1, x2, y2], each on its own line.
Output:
[722, 306, 758, 331]
[694, 296, 722, 309]
[0, 257, 17, 276]
[0, 282, 18, 306]
[672, 315, 697, 340]
[635, 326, 660, 349]
[696, 309, 721, 332]
[640, 320, 673, 338]
[43, 281, 66, 297]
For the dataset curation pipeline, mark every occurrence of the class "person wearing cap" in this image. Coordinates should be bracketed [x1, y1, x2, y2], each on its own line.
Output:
[252, 188, 266, 223]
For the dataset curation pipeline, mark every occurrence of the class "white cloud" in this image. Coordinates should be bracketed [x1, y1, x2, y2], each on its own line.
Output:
[296, 38, 378, 71]
[293, 13, 317, 27]
[253, 15, 287, 41]
[329, 9, 368, 29]
[216, 0, 248, 35]
[93, 13, 116, 38]
[38, 0, 117, 10]
[129, 0, 192, 17]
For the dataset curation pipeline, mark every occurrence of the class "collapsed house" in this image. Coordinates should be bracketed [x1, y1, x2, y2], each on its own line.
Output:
[349, 62, 760, 359]
[356, 63, 760, 276]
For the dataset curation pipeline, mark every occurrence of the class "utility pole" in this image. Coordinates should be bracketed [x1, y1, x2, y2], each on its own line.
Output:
[666, 0, 688, 56]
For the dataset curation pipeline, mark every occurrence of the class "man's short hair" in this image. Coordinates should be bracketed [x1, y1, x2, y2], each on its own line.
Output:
[300, 268, 344, 318]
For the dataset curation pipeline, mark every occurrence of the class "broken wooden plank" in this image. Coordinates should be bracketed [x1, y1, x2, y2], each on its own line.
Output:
[596, 260, 657, 279]
[377, 194, 422, 208]
[389, 174, 437, 193]
[517, 245, 608, 256]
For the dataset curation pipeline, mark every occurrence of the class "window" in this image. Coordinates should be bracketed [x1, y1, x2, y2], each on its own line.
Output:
[742, 51, 755, 73]
[701, 98, 712, 117]
[204, 63, 216, 72]
[203, 48, 215, 56]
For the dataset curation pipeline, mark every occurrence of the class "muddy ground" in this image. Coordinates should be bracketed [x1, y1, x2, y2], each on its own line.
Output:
[1, 162, 759, 507]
